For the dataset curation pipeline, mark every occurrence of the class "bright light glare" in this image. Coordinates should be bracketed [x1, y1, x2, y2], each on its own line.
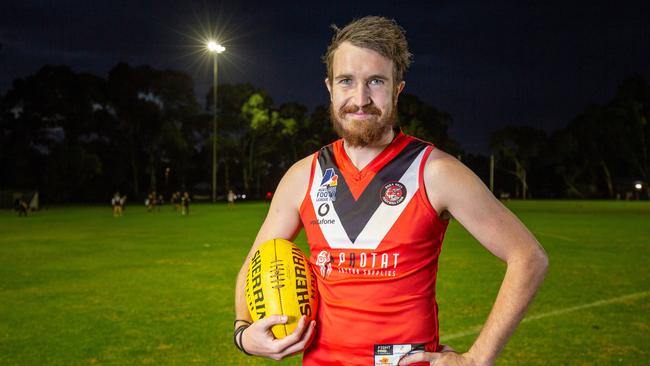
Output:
[207, 41, 225, 53]
[634, 183, 642, 190]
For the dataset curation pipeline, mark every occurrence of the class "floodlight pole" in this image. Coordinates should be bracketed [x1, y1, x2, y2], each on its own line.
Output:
[212, 52, 218, 203]
[207, 41, 224, 203]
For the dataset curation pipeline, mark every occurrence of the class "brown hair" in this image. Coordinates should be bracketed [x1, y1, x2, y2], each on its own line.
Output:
[323, 16, 412, 85]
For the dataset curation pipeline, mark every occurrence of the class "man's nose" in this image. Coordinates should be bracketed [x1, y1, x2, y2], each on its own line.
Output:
[352, 84, 371, 107]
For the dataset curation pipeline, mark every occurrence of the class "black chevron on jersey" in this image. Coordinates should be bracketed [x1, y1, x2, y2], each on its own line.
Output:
[317, 139, 429, 243]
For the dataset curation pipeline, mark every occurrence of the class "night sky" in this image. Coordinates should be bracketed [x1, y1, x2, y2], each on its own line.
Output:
[1, 1, 648, 153]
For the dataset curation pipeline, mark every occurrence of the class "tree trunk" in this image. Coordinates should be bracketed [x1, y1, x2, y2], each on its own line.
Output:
[149, 151, 156, 193]
[515, 182, 520, 198]
[600, 159, 614, 198]
[521, 168, 528, 199]
[129, 138, 140, 199]
[225, 158, 230, 191]
[512, 160, 528, 199]
[215, 158, 219, 198]
[242, 164, 249, 193]
[239, 139, 248, 193]
[246, 134, 256, 193]
[565, 180, 585, 198]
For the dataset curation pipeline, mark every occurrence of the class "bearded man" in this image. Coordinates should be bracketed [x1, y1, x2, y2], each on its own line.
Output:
[233, 16, 548, 366]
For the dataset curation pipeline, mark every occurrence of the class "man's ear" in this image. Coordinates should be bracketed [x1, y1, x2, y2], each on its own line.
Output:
[325, 78, 332, 99]
[396, 80, 406, 96]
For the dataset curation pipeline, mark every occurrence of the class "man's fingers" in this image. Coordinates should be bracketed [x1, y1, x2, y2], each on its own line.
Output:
[277, 319, 316, 356]
[243, 316, 292, 356]
[398, 351, 440, 365]
[245, 315, 316, 359]
[272, 315, 313, 352]
[256, 314, 288, 330]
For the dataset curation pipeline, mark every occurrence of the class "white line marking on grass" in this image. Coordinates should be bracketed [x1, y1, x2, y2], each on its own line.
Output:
[440, 291, 650, 342]
[534, 231, 576, 242]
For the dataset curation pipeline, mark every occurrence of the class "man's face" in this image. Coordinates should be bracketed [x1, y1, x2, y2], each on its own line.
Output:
[326, 42, 405, 147]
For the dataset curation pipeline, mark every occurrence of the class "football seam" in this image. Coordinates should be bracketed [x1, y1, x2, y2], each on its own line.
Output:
[273, 239, 288, 337]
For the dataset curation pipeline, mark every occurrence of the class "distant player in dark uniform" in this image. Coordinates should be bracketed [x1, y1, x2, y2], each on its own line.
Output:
[17, 198, 29, 217]
[119, 194, 126, 214]
[146, 192, 157, 212]
[234, 16, 548, 366]
[181, 192, 190, 216]
[170, 192, 178, 211]
[157, 194, 164, 211]
[174, 191, 181, 212]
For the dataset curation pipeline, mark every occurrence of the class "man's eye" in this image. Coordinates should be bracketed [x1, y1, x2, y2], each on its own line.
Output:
[338, 79, 352, 85]
[369, 79, 384, 85]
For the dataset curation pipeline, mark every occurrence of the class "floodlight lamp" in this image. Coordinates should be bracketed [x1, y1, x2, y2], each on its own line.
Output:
[634, 183, 642, 190]
[207, 41, 225, 53]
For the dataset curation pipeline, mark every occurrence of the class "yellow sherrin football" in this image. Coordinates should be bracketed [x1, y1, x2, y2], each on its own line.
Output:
[245, 238, 319, 339]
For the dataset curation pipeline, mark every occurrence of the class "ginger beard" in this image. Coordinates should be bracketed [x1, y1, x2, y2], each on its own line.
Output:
[329, 93, 398, 147]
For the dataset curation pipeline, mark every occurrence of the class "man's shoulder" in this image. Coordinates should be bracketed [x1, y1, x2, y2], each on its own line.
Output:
[423, 147, 491, 214]
[290, 154, 315, 174]
[425, 147, 458, 171]
[423, 148, 478, 191]
[279, 154, 316, 190]
[272, 154, 317, 211]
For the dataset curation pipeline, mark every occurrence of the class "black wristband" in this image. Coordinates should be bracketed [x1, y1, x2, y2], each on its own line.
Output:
[233, 319, 251, 328]
[233, 325, 246, 348]
[233, 325, 252, 356]
[238, 326, 252, 356]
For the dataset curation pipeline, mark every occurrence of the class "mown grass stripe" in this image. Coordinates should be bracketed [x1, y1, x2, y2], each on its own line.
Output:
[440, 290, 650, 342]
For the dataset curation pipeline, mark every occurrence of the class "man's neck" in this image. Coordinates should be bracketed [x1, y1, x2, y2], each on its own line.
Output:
[343, 128, 395, 171]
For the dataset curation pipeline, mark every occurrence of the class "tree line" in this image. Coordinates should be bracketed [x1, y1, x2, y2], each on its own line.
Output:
[0, 63, 647, 203]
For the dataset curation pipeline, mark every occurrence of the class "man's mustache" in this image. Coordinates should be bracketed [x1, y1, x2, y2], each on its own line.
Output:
[339, 104, 382, 116]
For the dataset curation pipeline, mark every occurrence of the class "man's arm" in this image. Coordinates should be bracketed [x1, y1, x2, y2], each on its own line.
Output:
[233, 156, 316, 360]
[401, 151, 548, 366]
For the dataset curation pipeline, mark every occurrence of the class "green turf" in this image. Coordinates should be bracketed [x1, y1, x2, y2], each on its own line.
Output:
[0, 200, 648, 365]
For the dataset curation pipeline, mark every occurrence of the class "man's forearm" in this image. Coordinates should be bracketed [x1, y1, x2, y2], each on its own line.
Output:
[466, 250, 548, 366]
[234, 263, 252, 329]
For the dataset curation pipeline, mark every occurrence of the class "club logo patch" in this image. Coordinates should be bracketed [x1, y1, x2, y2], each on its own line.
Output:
[316, 168, 338, 202]
[380, 182, 407, 206]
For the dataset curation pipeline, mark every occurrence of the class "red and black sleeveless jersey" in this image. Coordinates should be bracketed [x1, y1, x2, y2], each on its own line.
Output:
[299, 132, 450, 366]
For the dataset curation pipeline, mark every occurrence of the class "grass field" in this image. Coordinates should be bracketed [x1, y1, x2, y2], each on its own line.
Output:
[1, 200, 649, 365]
